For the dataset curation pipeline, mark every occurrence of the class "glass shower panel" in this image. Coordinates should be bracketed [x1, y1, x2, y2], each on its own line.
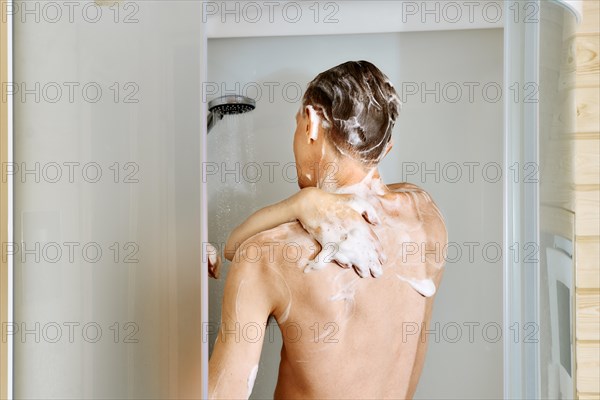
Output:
[503, 2, 540, 398]
[12, 2, 204, 397]
[504, 0, 578, 398]
[539, 1, 578, 398]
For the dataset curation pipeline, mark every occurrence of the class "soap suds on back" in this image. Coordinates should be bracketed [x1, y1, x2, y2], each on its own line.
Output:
[395, 275, 437, 297]
[279, 301, 292, 324]
[328, 270, 359, 326]
[303, 168, 387, 278]
[324, 169, 440, 297]
[235, 279, 246, 319]
[263, 264, 293, 324]
[211, 371, 224, 399]
[247, 364, 258, 399]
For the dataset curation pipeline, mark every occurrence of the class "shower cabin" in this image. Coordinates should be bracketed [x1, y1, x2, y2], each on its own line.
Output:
[4, 0, 585, 399]
[204, 1, 582, 399]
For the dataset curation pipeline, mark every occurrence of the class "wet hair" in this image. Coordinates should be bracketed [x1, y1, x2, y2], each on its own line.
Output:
[302, 60, 402, 165]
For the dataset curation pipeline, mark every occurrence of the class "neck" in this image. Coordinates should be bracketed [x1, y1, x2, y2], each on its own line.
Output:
[317, 156, 381, 193]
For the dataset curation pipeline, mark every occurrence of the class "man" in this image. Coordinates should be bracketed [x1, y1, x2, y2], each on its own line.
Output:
[209, 61, 447, 399]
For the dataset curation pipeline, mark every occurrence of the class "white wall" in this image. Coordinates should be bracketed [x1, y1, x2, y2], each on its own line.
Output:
[208, 28, 504, 399]
[12, 1, 203, 397]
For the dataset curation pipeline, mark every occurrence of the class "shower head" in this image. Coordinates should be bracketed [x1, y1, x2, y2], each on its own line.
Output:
[207, 95, 256, 133]
[209, 95, 256, 115]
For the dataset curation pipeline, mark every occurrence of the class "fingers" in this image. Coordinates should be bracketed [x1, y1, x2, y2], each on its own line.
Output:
[304, 242, 335, 272]
[333, 246, 370, 278]
[207, 243, 222, 279]
[304, 255, 329, 273]
[301, 204, 387, 279]
[347, 197, 381, 225]
[368, 227, 387, 265]
[308, 242, 385, 279]
[208, 258, 220, 279]
[352, 264, 369, 279]
[335, 238, 384, 279]
[208, 257, 221, 279]
[360, 246, 384, 278]
[369, 256, 383, 278]
[332, 251, 353, 270]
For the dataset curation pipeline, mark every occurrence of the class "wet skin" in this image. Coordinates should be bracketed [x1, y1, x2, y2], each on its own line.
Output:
[209, 101, 447, 399]
[209, 179, 447, 399]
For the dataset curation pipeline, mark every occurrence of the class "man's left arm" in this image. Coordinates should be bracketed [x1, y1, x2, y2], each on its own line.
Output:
[209, 258, 274, 399]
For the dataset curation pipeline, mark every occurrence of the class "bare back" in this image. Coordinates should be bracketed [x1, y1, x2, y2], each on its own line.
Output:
[246, 183, 447, 399]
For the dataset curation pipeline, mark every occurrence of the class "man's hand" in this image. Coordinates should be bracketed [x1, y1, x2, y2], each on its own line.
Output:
[207, 243, 222, 279]
[296, 187, 386, 278]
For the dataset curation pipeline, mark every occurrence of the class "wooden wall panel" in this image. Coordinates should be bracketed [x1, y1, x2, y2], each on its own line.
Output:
[575, 188, 600, 237]
[575, 34, 599, 87]
[579, 1, 600, 35]
[574, 138, 600, 185]
[575, 87, 600, 133]
[575, 1, 600, 398]
[579, 392, 600, 400]
[577, 237, 600, 289]
[577, 342, 600, 393]
[576, 292, 600, 341]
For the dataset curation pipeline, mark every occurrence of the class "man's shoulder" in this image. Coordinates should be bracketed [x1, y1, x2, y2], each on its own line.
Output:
[388, 180, 437, 207]
[386, 182, 448, 276]
[387, 181, 433, 202]
[387, 182, 447, 242]
[226, 222, 312, 315]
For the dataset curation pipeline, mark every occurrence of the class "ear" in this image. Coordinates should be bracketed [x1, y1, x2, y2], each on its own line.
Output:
[305, 105, 320, 143]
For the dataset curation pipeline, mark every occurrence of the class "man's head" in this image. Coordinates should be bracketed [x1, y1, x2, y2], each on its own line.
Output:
[293, 61, 401, 188]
